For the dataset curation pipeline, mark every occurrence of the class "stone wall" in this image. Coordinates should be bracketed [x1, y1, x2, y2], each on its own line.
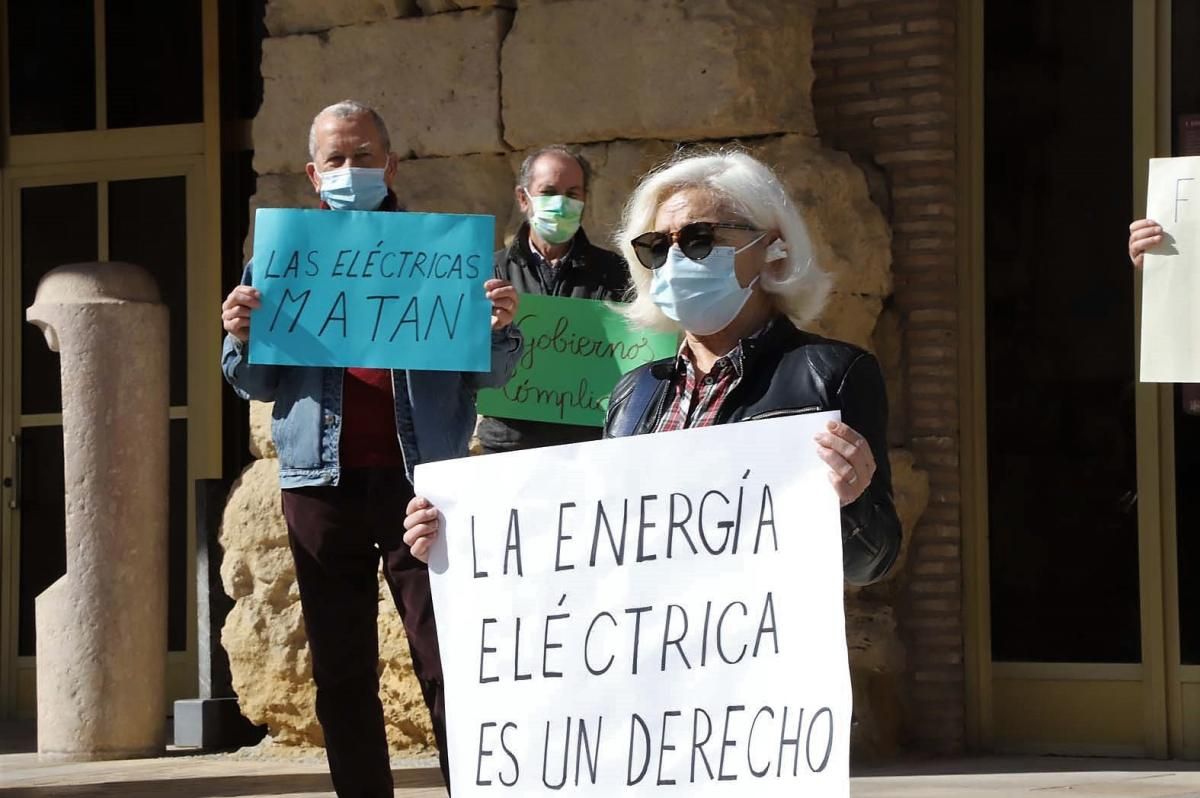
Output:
[221, 0, 931, 757]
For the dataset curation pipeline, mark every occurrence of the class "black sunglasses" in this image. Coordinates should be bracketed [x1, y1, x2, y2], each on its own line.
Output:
[630, 221, 761, 270]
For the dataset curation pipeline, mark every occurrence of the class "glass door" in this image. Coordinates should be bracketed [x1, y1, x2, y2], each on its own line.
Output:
[970, 0, 1199, 759]
[981, 0, 1148, 756]
[1166, 0, 1200, 759]
[1, 162, 205, 717]
[0, 0, 222, 720]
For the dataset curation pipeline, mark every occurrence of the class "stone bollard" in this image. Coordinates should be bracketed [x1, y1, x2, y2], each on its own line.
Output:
[26, 262, 169, 761]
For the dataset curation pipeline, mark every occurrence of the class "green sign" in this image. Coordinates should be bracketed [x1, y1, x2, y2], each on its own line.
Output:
[478, 294, 679, 427]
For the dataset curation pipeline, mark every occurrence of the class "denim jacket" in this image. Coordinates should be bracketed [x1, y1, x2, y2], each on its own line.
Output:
[221, 293, 523, 489]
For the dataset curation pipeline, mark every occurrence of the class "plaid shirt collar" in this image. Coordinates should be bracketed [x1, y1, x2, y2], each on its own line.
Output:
[670, 315, 779, 381]
[673, 340, 744, 384]
[654, 317, 776, 433]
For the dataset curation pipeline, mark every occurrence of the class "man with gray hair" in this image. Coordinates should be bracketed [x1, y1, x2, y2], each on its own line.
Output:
[220, 100, 521, 796]
[477, 145, 629, 453]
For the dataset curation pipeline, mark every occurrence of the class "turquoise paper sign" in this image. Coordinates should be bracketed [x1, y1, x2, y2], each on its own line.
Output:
[477, 294, 679, 427]
[248, 208, 493, 371]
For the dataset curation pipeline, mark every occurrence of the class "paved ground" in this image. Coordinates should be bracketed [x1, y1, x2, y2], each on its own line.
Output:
[0, 752, 445, 798]
[854, 759, 1200, 797]
[3, 723, 1199, 797]
[3, 752, 1199, 797]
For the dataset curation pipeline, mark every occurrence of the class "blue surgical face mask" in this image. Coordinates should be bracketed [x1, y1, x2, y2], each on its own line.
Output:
[318, 166, 388, 211]
[649, 237, 765, 335]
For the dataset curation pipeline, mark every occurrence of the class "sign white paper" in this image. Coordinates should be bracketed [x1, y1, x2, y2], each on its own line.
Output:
[417, 413, 851, 797]
[1141, 155, 1200, 382]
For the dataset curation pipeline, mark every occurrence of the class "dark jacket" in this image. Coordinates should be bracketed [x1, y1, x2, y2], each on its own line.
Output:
[603, 316, 901, 586]
[476, 224, 630, 453]
[494, 222, 628, 300]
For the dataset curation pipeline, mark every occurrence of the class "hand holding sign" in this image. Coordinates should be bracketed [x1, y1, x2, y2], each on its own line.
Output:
[1129, 218, 1164, 270]
[403, 495, 440, 563]
[814, 419, 877, 506]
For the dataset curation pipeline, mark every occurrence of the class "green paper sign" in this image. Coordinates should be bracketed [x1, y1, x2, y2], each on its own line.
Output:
[478, 294, 679, 427]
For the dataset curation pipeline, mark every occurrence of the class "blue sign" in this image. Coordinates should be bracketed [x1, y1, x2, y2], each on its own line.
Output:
[248, 208, 494, 371]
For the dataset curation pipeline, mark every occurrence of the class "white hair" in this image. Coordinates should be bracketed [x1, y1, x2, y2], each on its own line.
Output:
[308, 99, 391, 160]
[613, 149, 830, 331]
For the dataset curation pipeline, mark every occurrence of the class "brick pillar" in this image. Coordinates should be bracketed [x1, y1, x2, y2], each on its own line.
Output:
[811, 0, 965, 754]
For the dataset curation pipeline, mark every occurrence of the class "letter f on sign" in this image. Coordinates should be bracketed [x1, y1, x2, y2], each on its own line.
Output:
[1176, 177, 1194, 223]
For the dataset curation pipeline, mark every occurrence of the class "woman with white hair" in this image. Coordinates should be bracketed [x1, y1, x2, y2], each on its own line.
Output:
[404, 151, 901, 585]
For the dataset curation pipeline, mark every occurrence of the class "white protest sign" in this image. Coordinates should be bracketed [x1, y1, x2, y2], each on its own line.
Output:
[417, 413, 851, 797]
[1141, 155, 1200, 382]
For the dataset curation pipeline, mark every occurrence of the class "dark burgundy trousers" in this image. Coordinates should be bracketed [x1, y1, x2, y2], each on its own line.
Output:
[282, 467, 449, 797]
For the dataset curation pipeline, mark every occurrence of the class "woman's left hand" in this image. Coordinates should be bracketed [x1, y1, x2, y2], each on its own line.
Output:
[814, 419, 877, 507]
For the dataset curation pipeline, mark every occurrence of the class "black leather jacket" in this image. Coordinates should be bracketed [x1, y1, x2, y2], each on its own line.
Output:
[604, 316, 901, 586]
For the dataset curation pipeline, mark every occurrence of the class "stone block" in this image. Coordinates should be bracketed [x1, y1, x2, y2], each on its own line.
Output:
[502, 0, 817, 148]
[244, 173, 316, 264]
[503, 140, 677, 249]
[392, 154, 516, 249]
[808, 291, 883, 351]
[265, 0, 418, 36]
[172, 697, 265, 750]
[849, 669, 903, 762]
[219, 458, 434, 752]
[844, 600, 905, 759]
[417, 0, 514, 13]
[576, 140, 678, 246]
[249, 401, 276, 459]
[845, 601, 901, 673]
[254, 9, 511, 174]
[752, 135, 893, 299]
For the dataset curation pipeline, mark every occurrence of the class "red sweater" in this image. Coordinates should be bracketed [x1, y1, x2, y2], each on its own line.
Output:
[340, 368, 404, 468]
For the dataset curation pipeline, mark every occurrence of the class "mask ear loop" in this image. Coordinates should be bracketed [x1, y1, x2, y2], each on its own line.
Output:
[731, 234, 771, 292]
[739, 235, 785, 292]
[733, 232, 769, 255]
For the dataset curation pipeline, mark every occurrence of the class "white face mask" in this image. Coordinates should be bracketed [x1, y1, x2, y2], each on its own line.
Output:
[649, 235, 766, 335]
[317, 166, 388, 211]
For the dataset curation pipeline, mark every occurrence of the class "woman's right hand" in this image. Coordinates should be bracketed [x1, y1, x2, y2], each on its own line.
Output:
[403, 495, 441, 563]
[1129, 218, 1163, 269]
